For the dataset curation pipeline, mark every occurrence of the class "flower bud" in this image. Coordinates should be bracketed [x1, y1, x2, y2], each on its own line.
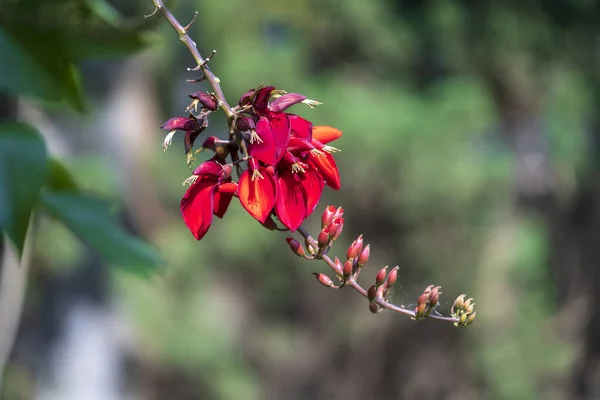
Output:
[321, 205, 336, 228]
[326, 218, 341, 240]
[367, 285, 377, 302]
[357, 245, 370, 267]
[429, 286, 441, 308]
[286, 237, 305, 257]
[386, 266, 398, 287]
[189, 91, 218, 111]
[375, 266, 388, 286]
[333, 218, 344, 241]
[452, 294, 466, 315]
[236, 116, 256, 132]
[343, 259, 353, 278]
[332, 257, 343, 276]
[369, 302, 380, 314]
[347, 235, 364, 260]
[414, 302, 429, 319]
[238, 88, 257, 107]
[466, 311, 477, 326]
[313, 273, 334, 288]
[317, 229, 329, 248]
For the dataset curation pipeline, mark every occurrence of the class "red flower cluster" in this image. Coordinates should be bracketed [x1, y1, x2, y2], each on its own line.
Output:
[165, 86, 343, 240]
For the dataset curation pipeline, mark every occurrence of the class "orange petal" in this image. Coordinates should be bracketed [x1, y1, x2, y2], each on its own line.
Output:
[238, 168, 276, 223]
[312, 126, 342, 144]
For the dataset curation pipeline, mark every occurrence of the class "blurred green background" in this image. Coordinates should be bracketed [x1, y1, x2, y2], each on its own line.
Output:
[2, 0, 600, 399]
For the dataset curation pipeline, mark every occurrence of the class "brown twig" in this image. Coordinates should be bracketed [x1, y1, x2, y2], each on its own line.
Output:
[148, 0, 234, 124]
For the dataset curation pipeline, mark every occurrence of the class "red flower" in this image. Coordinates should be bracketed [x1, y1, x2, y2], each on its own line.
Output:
[180, 161, 236, 240]
[161, 114, 208, 164]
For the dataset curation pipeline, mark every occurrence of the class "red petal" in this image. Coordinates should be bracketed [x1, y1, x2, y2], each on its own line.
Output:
[238, 168, 277, 223]
[312, 126, 342, 144]
[300, 169, 324, 217]
[269, 93, 307, 113]
[213, 182, 237, 218]
[287, 136, 315, 153]
[161, 116, 190, 131]
[192, 160, 226, 178]
[180, 178, 217, 240]
[268, 112, 291, 164]
[288, 114, 313, 141]
[309, 151, 341, 190]
[252, 86, 276, 115]
[275, 170, 307, 231]
[247, 116, 276, 166]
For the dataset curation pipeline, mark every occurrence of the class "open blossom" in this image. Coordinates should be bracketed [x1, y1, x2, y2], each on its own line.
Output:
[171, 86, 342, 240]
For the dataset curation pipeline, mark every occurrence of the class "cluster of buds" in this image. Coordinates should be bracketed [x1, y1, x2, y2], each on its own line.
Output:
[317, 205, 344, 250]
[451, 294, 477, 327]
[367, 265, 399, 313]
[413, 285, 441, 320]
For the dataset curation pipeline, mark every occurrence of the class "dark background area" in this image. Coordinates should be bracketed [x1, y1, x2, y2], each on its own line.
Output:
[2, 0, 600, 399]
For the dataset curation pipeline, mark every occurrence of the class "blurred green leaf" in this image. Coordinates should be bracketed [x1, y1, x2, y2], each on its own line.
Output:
[0, 25, 85, 111]
[47, 158, 78, 192]
[85, 0, 123, 27]
[0, 122, 48, 254]
[65, 31, 150, 61]
[41, 192, 164, 273]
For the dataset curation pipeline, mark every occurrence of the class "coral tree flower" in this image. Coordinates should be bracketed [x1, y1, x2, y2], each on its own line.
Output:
[180, 160, 237, 240]
[177, 85, 343, 240]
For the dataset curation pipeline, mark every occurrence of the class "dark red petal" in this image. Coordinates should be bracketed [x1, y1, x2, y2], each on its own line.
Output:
[189, 92, 218, 111]
[300, 168, 324, 217]
[275, 170, 307, 231]
[309, 151, 341, 190]
[238, 168, 276, 223]
[312, 126, 342, 144]
[252, 86, 276, 115]
[268, 112, 291, 164]
[239, 88, 257, 107]
[192, 160, 226, 178]
[288, 114, 313, 141]
[161, 116, 190, 131]
[269, 93, 307, 113]
[184, 129, 203, 154]
[247, 116, 276, 166]
[180, 178, 217, 240]
[213, 182, 237, 218]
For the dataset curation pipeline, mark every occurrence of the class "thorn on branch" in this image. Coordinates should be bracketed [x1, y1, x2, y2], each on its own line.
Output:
[183, 12, 199, 32]
[186, 77, 207, 84]
[144, 5, 160, 18]
[187, 50, 217, 71]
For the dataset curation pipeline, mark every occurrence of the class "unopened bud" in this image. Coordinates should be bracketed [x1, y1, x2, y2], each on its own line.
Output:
[375, 266, 388, 286]
[327, 218, 341, 239]
[429, 286, 441, 308]
[466, 311, 477, 326]
[367, 285, 377, 302]
[334, 206, 344, 219]
[286, 237, 305, 257]
[369, 302, 380, 314]
[333, 218, 344, 241]
[321, 205, 336, 228]
[317, 230, 329, 248]
[415, 302, 429, 319]
[347, 235, 364, 259]
[313, 273, 334, 288]
[189, 91, 218, 111]
[236, 116, 256, 132]
[343, 259, 353, 278]
[387, 267, 398, 286]
[452, 294, 466, 314]
[357, 245, 370, 267]
[332, 257, 343, 276]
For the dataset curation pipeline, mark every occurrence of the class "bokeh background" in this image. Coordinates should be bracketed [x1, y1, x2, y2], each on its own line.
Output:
[2, 0, 600, 399]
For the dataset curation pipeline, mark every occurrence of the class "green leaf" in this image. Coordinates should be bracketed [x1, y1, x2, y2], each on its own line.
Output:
[41, 192, 164, 273]
[0, 122, 48, 254]
[47, 158, 78, 192]
[0, 26, 85, 111]
[65, 31, 150, 61]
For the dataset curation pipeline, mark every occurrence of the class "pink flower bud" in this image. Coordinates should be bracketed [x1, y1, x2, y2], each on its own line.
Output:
[286, 237, 305, 257]
[332, 257, 343, 276]
[318, 229, 329, 248]
[429, 286, 441, 308]
[327, 218, 341, 239]
[321, 205, 336, 228]
[375, 266, 388, 286]
[313, 273, 334, 288]
[347, 235, 364, 259]
[357, 245, 370, 267]
[343, 259, 353, 278]
[387, 266, 398, 286]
